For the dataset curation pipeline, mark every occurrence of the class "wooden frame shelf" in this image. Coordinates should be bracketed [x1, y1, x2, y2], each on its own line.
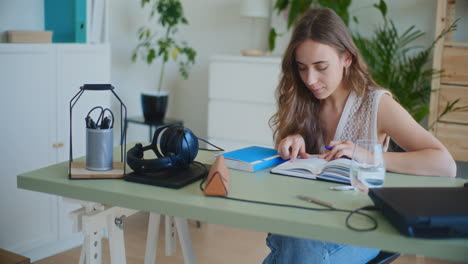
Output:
[429, 0, 468, 162]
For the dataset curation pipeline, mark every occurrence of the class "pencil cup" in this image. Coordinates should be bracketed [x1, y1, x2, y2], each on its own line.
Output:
[86, 128, 113, 171]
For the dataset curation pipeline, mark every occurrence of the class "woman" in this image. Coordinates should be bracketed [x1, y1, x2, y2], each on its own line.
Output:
[264, 8, 456, 264]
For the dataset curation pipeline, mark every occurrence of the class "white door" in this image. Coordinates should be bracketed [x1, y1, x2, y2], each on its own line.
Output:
[0, 45, 58, 253]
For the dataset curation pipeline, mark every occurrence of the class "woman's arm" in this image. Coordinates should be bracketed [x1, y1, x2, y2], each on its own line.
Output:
[378, 94, 456, 177]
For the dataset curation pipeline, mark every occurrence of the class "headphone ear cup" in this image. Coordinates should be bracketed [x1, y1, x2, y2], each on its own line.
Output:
[127, 143, 144, 172]
[138, 124, 199, 170]
[163, 126, 199, 168]
[152, 124, 174, 158]
[127, 143, 143, 159]
[180, 128, 198, 166]
[160, 126, 181, 155]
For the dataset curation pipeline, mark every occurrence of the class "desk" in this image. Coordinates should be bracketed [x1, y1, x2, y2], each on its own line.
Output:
[124, 116, 183, 142]
[17, 150, 468, 263]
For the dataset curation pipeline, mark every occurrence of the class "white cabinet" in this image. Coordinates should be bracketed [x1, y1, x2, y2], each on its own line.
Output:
[208, 55, 282, 151]
[0, 44, 110, 261]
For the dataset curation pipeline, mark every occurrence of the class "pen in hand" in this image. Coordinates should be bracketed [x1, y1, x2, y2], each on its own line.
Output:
[297, 194, 334, 209]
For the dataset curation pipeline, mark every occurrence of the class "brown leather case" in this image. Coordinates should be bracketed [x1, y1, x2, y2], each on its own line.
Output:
[204, 155, 230, 196]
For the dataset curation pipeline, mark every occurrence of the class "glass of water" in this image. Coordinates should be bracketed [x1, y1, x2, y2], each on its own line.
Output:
[350, 140, 386, 193]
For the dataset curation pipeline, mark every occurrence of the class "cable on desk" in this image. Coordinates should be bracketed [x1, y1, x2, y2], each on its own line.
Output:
[197, 137, 224, 151]
[195, 162, 379, 232]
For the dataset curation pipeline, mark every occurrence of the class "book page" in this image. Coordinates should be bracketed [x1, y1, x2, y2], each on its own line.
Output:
[271, 155, 328, 175]
[323, 158, 351, 169]
[270, 155, 352, 183]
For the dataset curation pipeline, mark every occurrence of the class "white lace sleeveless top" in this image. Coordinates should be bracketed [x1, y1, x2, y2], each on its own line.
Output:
[322, 89, 390, 153]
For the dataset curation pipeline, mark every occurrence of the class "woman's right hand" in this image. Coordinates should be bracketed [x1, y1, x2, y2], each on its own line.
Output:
[277, 134, 310, 162]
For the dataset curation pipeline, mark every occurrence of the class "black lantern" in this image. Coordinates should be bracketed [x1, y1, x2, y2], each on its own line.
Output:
[69, 84, 127, 178]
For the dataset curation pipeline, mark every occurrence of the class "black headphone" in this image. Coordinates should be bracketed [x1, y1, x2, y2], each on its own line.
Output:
[127, 124, 199, 173]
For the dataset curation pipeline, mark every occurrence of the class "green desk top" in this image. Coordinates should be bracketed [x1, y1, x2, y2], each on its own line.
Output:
[17, 150, 468, 262]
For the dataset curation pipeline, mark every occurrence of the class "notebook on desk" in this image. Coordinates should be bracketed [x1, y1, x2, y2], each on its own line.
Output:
[368, 187, 468, 238]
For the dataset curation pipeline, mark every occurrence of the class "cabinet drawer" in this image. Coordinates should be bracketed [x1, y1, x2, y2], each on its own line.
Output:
[209, 56, 281, 103]
[208, 100, 276, 146]
[437, 84, 468, 124]
[435, 122, 468, 162]
[441, 46, 468, 85]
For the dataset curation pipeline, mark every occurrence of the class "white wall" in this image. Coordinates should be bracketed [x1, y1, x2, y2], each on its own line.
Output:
[0, 0, 44, 42]
[1, 0, 467, 142]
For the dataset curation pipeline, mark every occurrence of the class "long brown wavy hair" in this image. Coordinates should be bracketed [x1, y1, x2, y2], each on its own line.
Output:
[270, 8, 380, 154]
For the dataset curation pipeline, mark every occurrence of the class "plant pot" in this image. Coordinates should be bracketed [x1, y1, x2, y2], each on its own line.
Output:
[141, 92, 168, 122]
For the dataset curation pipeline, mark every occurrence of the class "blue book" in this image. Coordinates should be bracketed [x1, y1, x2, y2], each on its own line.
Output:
[220, 146, 287, 172]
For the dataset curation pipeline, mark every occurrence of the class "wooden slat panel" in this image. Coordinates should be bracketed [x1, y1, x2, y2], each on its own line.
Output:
[435, 122, 468, 162]
[437, 84, 468, 124]
[441, 46, 468, 85]
[444, 0, 456, 42]
[445, 42, 468, 48]
[428, 0, 448, 128]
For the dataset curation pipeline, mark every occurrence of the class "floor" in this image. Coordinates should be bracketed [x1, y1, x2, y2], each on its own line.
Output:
[34, 212, 466, 264]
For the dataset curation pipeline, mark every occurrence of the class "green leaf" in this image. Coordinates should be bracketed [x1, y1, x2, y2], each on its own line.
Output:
[171, 47, 179, 60]
[147, 48, 156, 64]
[141, 0, 150, 8]
[373, 0, 387, 18]
[287, 0, 300, 29]
[319, 0, 351, 25]
[275, 0, 290, 13]
[269, 28, 278, 52]
[286, 0, 313, 29]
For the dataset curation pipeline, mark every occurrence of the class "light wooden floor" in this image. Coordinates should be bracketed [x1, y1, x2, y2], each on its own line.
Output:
[34, 212, 465, 264]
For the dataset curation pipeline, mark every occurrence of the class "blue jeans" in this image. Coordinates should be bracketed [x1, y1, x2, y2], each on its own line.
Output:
[262, 234, 380, 264]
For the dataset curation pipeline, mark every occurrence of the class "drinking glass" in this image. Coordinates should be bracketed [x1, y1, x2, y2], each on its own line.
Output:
[350, 140, 386, 193]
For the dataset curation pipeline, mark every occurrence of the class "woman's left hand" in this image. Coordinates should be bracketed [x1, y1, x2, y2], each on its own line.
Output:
[318, 140, 355, 161]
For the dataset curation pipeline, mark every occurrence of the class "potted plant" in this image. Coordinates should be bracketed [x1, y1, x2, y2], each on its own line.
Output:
[352, 0, 461, 125]
[132, 0, 196, 122]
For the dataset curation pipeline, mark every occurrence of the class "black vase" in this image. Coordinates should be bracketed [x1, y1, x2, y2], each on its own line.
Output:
[141, 93, 168, 122]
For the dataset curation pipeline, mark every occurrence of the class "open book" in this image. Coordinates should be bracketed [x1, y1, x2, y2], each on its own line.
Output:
[270, 155, 351, 184]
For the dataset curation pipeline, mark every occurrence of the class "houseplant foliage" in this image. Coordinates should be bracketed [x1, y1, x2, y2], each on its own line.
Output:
[353, 0, 462, 124]
[269, 0, 354, 52]
[132, 0, 196, 121]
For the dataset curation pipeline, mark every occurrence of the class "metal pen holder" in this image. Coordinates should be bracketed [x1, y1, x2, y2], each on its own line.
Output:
[84, 106, 115, 171]
[86, 128, 113, 170]
[69, 84, 127, 179]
